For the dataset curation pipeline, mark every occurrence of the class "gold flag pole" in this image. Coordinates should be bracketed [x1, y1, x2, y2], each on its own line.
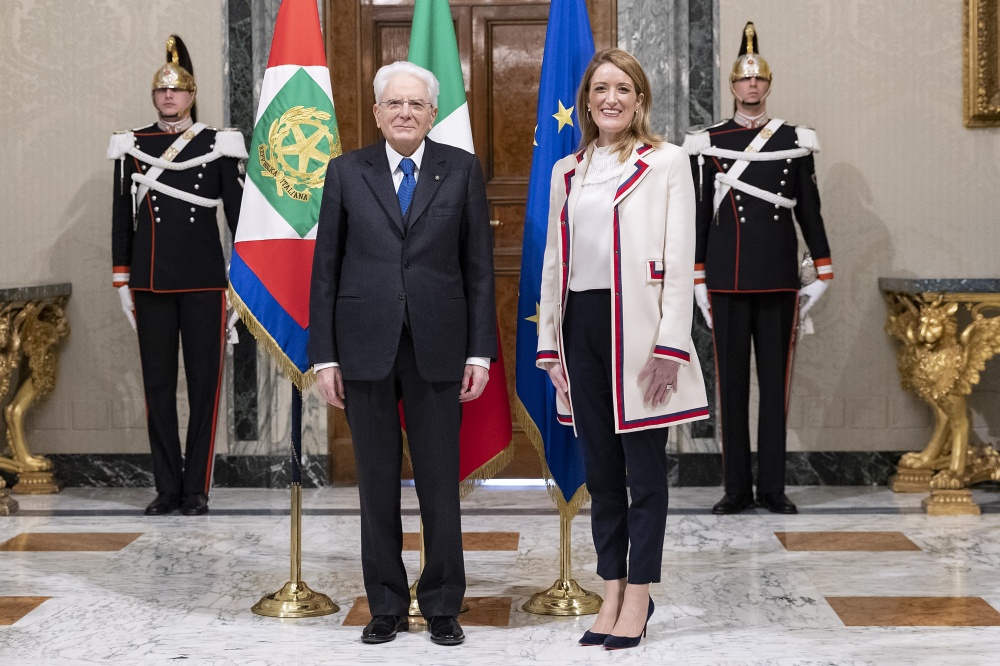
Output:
[252, 385, 338, 618]
[522, 506, 601, 615]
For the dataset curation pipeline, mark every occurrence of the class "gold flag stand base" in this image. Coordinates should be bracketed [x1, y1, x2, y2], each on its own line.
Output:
[522, 577, 602, 615]
[522, 509, 601, 616]
[252, 580, 338, 618]
[252, 484, 338, 618]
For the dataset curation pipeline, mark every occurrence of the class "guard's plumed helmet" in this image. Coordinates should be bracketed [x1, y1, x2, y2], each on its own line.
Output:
[730, 22, 772, 83]
[152, 35, 197, 93]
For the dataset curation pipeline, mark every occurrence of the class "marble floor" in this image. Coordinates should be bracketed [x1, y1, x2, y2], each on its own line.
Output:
[2, 484, 1000, 665]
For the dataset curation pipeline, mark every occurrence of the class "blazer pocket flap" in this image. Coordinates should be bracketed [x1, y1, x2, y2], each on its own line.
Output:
[646, 260, 664, 283]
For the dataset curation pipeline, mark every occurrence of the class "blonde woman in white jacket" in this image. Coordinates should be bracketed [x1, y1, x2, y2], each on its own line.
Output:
[536, 49, 709, 650]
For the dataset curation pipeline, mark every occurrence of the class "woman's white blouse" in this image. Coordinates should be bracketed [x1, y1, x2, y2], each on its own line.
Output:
[568, 145, 627, 292]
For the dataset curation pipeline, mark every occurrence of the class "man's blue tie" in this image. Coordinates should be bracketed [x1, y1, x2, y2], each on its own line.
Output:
[398, 157, 416, 216]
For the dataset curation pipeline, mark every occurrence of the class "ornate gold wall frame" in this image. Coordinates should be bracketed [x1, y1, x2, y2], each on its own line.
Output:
[965, 0, 1000, 126]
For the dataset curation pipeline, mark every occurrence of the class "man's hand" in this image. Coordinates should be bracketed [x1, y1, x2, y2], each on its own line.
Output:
[544, 362, 570, 411]
[117, 285, 136, 332]
[459, 364, 489, 402]
[637, 357, 680, 406]
[316, 366, 345, 409]
[694, 283, 712, 329]
[798, 280, 829, 319]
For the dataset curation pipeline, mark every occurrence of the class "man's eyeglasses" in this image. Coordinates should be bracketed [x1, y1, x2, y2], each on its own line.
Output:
[378, 98, 431, 114]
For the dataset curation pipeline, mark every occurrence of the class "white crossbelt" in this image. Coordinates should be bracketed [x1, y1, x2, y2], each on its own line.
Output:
[714, 172, 797, 209]
[701, 146, 810, 162]
[134, 122, 208, 204]
[713, 118, 784, 213]
[131, 173, 223, 209]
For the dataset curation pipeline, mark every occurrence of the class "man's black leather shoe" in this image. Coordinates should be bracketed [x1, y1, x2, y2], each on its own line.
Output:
[181, 493, 209, 516]
[144, 493, 179, 515]
[711, 493, 755, 515]
[427, 615, 465, 645]
[758, 492, 798, 514]
[361, 615, 408, 644]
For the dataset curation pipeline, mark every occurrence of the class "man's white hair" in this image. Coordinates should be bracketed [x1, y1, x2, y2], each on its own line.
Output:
[373, 61, 440, 107]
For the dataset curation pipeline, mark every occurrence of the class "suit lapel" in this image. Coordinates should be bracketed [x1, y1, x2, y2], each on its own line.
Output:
[613, 143, 654, 206]
[405, 138, 444, 229]
[361, 141, 405, 235]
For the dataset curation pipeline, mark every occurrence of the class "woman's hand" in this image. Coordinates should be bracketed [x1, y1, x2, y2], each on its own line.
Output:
[637, 357, 680, 406]
[545, 363, 570, 409]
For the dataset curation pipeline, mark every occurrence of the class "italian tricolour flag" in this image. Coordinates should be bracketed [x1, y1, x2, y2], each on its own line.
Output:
[408, 0, 514, 493]
[229, 0, 340, 387]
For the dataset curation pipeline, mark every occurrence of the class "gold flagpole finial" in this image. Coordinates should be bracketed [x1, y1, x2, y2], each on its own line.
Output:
[744, 23, 756, 55]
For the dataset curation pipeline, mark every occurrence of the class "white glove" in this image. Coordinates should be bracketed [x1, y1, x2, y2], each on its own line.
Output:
[798, 279, 829, 319]
[694, 283, 712, 329]
[226, 309, 240, 345]
[117, 285, 136, 332]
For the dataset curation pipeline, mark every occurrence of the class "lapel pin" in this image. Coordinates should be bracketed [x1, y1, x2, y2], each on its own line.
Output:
[434, 174, 440, 181]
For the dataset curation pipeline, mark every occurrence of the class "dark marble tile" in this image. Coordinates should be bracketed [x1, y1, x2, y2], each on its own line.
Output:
[785, 452, 902, 486]
[46, 454, 153, 487]
[676, 453, 723, 486]
[226, 0, 258, 440]
[32, 453, 904, 489]
[0, 283, 72, 300]
[42, 454, 329, 488]
[687, 0, 717, 127]
[878, 278, 1000, 294]
[212, 454, 329, 488]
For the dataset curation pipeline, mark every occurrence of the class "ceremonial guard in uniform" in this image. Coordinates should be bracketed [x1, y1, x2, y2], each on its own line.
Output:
[108, 36, 246, 516]
[684, 23, 834, 515]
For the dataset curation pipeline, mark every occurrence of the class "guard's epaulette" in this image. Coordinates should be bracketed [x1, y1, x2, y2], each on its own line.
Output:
[107, 131, 135, 160]
[683, 119, 729, 155]
[794, 126, 821, 153]
[214, 128, 249, 160]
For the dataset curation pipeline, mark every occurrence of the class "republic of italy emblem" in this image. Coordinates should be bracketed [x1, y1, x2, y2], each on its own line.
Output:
[258, 105, 334, 202]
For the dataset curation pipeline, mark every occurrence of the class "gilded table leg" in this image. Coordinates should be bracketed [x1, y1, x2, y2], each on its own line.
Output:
[3, 376, 60, 495]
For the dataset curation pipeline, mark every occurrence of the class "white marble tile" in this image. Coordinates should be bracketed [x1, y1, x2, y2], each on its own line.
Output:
[3, 487, 1000, 665]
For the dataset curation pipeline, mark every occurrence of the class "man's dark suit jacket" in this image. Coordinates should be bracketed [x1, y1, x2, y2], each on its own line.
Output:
[309, 138, 497, 382]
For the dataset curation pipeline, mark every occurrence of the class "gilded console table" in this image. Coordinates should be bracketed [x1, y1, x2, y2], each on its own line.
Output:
[0, 283, 71, 497]
[880, 278, 1000, 515]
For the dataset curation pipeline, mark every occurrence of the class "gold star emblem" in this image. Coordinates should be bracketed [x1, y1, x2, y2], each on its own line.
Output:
[525, 302, 541, 336]
[552, 101, 574, 133]
[281, 123, 331, 175]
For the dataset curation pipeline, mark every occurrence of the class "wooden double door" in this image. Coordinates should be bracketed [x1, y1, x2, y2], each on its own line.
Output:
[323, 0, 616, 481]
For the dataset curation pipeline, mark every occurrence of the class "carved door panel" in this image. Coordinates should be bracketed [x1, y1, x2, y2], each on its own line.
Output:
[324, 0, 616, 482]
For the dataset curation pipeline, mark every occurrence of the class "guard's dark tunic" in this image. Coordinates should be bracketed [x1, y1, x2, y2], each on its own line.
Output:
[687, 119, 834, 497]
[110, 124, 244, 497]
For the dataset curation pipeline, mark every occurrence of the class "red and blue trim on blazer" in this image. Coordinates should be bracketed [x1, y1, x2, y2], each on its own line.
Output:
[558, 168, 575, 306]
[648, 261, 664, 280]
[610, 153, 710, 430]
[536, 350, 559, 362]
[615, 157, 649, 201]
[653, 345, 689, 363]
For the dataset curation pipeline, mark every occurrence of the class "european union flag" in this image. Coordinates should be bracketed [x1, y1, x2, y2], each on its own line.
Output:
[515, 0, 595, 516]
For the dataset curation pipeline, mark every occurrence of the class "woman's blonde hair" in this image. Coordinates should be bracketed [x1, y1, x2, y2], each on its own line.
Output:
[576, 48, 662, 161]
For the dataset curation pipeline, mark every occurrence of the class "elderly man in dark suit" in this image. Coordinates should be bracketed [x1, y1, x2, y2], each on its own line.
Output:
[309, 61, 496, 646]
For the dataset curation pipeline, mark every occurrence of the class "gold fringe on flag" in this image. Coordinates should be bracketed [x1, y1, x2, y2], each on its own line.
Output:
[514, 397, 589, 520]
[401, 429, 515, 499]
[227, 285, 315, 391]
[458, 441, 514, 499]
